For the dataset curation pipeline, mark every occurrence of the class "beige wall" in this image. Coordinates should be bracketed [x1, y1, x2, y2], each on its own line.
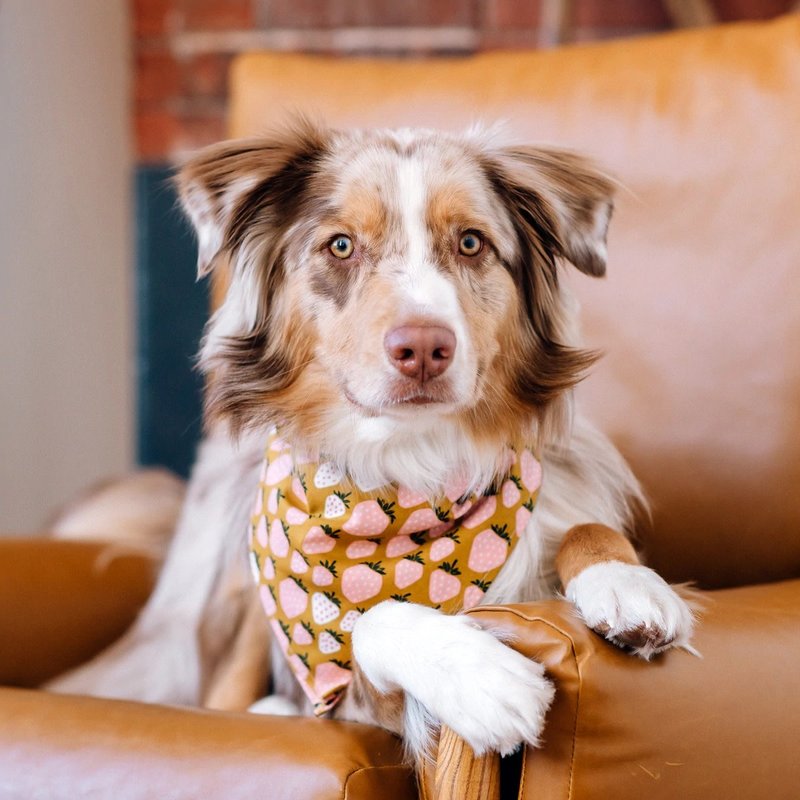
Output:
[0, 1, 133, 531]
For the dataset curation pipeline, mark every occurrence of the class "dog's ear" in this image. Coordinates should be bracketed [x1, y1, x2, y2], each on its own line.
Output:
[176, 122, 327, 277]
[487, 146, 615, 277]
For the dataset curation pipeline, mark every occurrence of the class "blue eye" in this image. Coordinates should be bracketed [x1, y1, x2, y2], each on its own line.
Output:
[458, 232, 483, 256]
[329, 235, 354, 259]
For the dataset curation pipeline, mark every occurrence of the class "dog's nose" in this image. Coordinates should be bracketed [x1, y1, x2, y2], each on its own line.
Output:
[384, 325, 456, 381]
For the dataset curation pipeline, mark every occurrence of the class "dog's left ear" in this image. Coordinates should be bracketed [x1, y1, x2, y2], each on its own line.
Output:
[488, 146, 615, 277]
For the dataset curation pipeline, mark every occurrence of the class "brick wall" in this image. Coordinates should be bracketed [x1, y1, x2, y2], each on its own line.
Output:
[133, 0, 796, 162]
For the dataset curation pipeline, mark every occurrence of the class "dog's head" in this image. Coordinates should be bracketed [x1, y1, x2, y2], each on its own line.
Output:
[178, 121, 613, 489]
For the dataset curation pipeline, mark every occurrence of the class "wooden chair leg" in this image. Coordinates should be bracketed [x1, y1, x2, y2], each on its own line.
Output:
[431, 726, 501, 800]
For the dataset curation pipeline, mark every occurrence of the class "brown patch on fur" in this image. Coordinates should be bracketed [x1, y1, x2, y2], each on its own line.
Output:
[555, 523, 640, 588]
[341, 661, 405, 736]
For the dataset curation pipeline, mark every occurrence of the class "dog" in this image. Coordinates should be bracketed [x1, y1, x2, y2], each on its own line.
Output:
[48, 120, 695, 762]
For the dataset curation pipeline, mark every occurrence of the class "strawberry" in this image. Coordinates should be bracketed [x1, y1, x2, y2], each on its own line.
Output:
[319, 628, 344, 654]
[302, 524, 338, 554]
[254, 516, 268, 548]
[520, 449, 542, 493]
[444, 474, 471, 502]
[269, 519, 290, 558]
[312, 560, 337, 586]
[463, 579, 490, 610]
[516, 499, 534, 535]
[501, 475, 522, 508]
[429, 560, 462, 604]
[270, 618, 290, 653]
[430, 533, 459, 562]
[314, 462, 343, 489]
[461, 495, 497, 530]
[314, 659, 351, 698]
[452, 499, 473, 518]
[324, 491, 350, 519]
[285, 505, 309, 525]
[252, 487, 264, 517]
[288, 653, 310, 679]
[266, 487, 281, 515]
[270, 436, 291, 453]
[467, 524, 512, 572]
[397, 485, 427, 508]
[346, 539, 378, 559]
[291, 475, 307, 505]
[342, 499, 395, 536]
[385, 534, 417, 558]
[311, 591, 341, 625]
[259, 584, 277, 616]
[262, 556, 275, 580]
[279, 576, 308, 618]
[292, 621, 314, 646]
[290, 550, 309, 574]
[341, 561, 386, 603]
[396, 507, 440, 536]
[394, 552, 424, 589]
[265, 453, 293, 486]
[339, 609, 362, 632]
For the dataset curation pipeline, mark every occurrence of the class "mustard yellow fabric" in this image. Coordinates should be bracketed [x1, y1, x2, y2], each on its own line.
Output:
[250, 432, 542, 714]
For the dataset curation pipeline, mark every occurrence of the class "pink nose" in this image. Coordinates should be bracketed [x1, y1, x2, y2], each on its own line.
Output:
[384, 325, 456, 381]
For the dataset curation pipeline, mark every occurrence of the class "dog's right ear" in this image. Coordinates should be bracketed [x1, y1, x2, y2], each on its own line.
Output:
[176, 123, 327, 277]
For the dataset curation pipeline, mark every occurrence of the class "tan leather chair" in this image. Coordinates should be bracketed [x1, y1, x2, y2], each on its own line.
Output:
[2, 14, 799, 799]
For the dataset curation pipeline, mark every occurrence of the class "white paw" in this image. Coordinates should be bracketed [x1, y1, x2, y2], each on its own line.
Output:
[566, 561, 695, 659]
[353, 601, 554, 757]
[248, 695, 300, 716]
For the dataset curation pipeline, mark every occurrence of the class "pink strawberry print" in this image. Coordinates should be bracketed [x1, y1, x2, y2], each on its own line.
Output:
[429, 560, 462, 604]
[254, 516, 268, 548]
[302, 524, 339, 554]
[394, 552, 425, 589]
[461, 495, 497, 530]
[430, 533, 459, 562]
[444, 474, 471, 503]
[290, 550, 309, 574]
[339, 609, 362, 632]
[314, 660, 352, 698]
[385, 534, 418, 558]
[342, 499, 395, 536]
[341, 561, 386, 603]
[269, 519, 290, 557]
[289, 652, 310, 680]
[312, 560, 337, 587]
[279, 576, 309, 618]
[324, 491, 350, 519]
[468, 524, 512, 572]
[267, 487, 281, 515]
[292, 621, 314, 646]
[252, 487, 264, 517]
[285, 505, 309, 525]
[291, 475, 307, 505]
[516, 499, 534, 535]
[520, 449, 542, 493]
[463, 579, 490, 610]
[501, 476, 522, 508]
[259, 584, 277, 616]
[311, 591, 341, 625]
[270, 618, 290, 653]
[319, 629, 344, 655]
[396, 507, 442, 536]
[397, 485, 427, 508]
[262, 556, 275, 580]
[265, 453, 293, 486]
[346, 539, 378, 559]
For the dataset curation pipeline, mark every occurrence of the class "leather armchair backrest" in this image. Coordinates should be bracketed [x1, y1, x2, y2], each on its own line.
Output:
[227, 15, 800, 588]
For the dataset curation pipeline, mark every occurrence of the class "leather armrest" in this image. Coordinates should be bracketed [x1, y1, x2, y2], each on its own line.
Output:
[0, 538, 157, 687]
[468, 579, 800, 800]
[0, 688, 415, 800]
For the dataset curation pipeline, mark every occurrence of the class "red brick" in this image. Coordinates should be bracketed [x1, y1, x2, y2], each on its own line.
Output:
[573, 0, 669, 28]
[135, 51, 181, 105]
[482, 0, 541, 29]
[177, 110, 227, 152]
[181, 0, 255, 31]
[135, 108, 182, 161]
[713, 0, 792, 20]
[132, 0, 179, 37]
[181, 53, 234, 102]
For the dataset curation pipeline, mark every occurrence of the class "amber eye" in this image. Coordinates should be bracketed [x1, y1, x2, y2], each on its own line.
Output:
[329, 235, 354, 259]
[458, 231, 483, 257]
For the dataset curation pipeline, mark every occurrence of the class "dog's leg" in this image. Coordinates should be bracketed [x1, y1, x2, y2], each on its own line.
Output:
[556, 523, 695, 658]
[345, 601, 554, 760]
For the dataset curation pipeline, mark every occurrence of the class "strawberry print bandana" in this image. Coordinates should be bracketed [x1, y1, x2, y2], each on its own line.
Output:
[249, 431, 542, 715]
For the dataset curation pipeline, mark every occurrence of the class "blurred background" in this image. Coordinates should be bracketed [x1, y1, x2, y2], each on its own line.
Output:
[1, 0, 796, 531]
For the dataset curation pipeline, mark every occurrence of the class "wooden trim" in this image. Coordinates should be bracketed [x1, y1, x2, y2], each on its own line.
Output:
[433, 726, 501, 800]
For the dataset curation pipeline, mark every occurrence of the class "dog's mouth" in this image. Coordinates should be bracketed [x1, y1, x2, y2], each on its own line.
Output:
[343, 381, 459, 414]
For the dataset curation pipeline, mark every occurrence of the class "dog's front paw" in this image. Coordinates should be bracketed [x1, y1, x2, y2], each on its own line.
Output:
[353, 603, 554, 757]
[566, 561, 695, 659]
